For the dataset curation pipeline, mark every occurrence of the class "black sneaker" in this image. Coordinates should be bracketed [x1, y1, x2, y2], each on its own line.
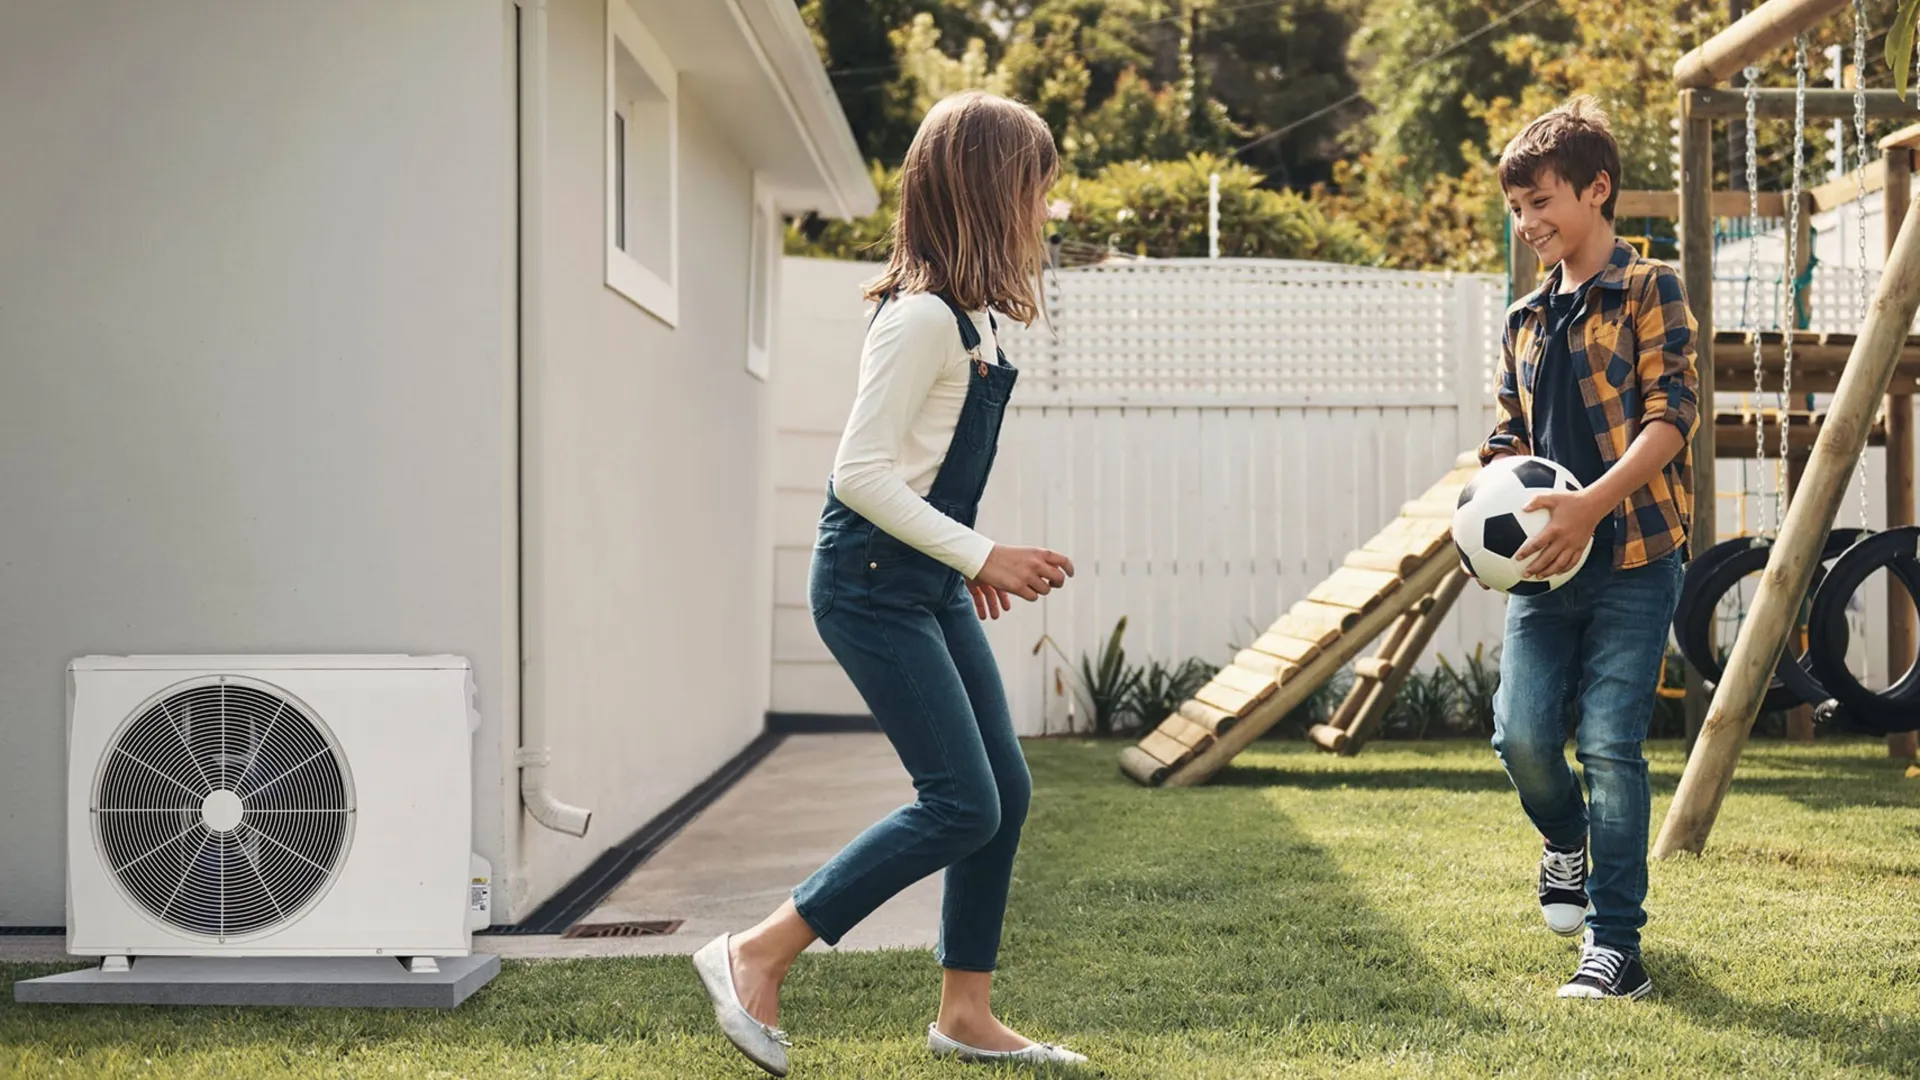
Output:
[1558, 942, 1652, 1000]
[1537, 842, 1589, 937]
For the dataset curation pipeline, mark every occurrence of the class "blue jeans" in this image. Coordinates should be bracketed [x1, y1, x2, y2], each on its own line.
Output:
[792, 523, 1030, 972]
[1491, 550, 1683, 955]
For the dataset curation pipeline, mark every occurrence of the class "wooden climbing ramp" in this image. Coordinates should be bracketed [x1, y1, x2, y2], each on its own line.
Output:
[1119, 453, 1481, 787]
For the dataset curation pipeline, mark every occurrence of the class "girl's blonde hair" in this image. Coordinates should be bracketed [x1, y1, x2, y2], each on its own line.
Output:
[863, 91, 1059, 326]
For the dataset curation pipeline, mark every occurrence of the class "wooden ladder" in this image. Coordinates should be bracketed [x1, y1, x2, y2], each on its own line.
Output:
[1120, 453, 1481, 787]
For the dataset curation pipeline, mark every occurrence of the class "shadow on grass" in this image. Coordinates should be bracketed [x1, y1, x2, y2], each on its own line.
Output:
[1652, 948, 1920, 1074]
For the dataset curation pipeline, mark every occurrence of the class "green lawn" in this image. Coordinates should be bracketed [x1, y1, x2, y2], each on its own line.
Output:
[6, 738, 1920, 1079]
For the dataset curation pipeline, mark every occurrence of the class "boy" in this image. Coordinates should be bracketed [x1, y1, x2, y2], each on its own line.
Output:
[1479, 96, 1699, 1000]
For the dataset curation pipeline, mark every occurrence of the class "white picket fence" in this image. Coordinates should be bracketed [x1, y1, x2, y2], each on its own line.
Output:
[982, 260, 1509, 733]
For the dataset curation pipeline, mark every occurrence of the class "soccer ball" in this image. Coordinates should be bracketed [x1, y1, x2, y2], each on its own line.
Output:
[1452, 455, 1591, 596]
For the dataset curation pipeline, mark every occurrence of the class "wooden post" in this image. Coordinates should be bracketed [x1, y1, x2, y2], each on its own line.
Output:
[1783, 451, 1815, 742]
[1881, 145, 1918, 762]
[1680, 113, 1718, 749]
[1654, 181, 1920, 857]
[1509, 224, 1540, 303]
[1674, 0, 1852, 89]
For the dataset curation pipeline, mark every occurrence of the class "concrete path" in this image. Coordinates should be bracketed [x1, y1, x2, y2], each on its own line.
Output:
[2, 733, 937, 967]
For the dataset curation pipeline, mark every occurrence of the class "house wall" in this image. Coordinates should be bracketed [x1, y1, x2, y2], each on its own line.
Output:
[0, 1, 515, 924]
[516, 0, 773, 914]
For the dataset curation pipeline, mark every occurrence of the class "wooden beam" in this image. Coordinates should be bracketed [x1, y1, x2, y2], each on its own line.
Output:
[1684, 88, 1920, 121]
[1881, 123, 1920, 152]
[1615, 189, 1787, 219]
[1674, 0, 1854, 89]
[1776, 450, 1817, 742]
[1341, 570, 1470, 754]
[1786, 191, 1813, 330]
[1809, 158, 1886, 213]
[1713, 410, 1887, 455]
[1654, 172, 1920, 858]
[1884, 147, 1918, 763]
[1681, 112, 1718, 738]
[1710, 340, 1920, 395]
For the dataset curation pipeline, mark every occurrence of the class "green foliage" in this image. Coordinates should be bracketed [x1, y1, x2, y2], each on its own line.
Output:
[1125, 656, 1214, 732]
[1053, 154, 1380, 261]
[1436, 644, 1501, 735]
[1072, 617, 1145, 736]
[1380, 667, 1462, 740]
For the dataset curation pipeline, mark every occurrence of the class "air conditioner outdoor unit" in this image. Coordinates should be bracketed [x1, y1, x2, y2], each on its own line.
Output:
[60, 655, 491, 972]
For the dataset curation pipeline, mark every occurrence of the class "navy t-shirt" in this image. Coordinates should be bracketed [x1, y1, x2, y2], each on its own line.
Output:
[1532, 278, 1615, 566]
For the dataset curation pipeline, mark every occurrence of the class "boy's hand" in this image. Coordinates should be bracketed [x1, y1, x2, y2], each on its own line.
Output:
[966, 579, 1015, 620]
[1515, 490, 1607, 580]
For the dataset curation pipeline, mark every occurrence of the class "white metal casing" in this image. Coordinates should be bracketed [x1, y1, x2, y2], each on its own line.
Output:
[65, 655, 490, 958]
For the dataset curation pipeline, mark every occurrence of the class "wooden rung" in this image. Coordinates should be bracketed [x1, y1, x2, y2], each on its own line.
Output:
[1344, 549, 1421, 576]
[1233, 649, 1300, 682]
[1213, 665, 1277, 697]
[1119, 745, 1172, 786]
[1249, 632, 1321, 665]
[1196, 677, 1272, 718]
[1156, 712, 1216, 751]
[1308, 723, 1351, 752]
[1179, 699, 1237, 735]
[1284, 600, 1362, 636]
[1137, 729, 1194, 768]
[1400, 499, 1459, 519]
[1308, 567, 1402, 613]
[1353, 657, 1395, 682]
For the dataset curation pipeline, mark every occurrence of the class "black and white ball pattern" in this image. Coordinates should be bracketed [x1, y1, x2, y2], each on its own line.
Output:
[1452, 455, 1589, 595]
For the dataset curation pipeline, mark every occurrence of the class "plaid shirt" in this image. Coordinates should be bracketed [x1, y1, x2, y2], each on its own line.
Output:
[1478, 240, 1700, 569]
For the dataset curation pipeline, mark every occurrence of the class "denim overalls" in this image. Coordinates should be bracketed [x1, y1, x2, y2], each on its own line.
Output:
[791, 292, 1028, 973]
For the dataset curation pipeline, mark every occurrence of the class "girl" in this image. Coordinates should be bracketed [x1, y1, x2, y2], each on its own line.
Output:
[692, 91, 1084, 1075]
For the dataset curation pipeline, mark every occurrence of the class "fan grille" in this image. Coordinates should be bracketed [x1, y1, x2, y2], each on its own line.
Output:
[93, 679, 354, 939]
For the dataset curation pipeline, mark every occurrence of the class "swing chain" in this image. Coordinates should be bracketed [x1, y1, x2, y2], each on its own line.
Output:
[1779, 34, 1809, 532]
[1745, 65, 1770, 533]
[1853, 0, 1873, 530]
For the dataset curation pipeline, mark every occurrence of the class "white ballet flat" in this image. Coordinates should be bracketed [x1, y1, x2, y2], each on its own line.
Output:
[692, 934, 791, 1077]
[927, 1023, 1089, 1067]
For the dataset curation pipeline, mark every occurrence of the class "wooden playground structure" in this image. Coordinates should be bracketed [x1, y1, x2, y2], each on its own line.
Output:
[1121, 0, 1919, 836]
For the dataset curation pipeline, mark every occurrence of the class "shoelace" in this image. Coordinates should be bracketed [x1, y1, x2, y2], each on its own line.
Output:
[1541, 848, 1585, 891]
[1573, 945, 1627, 986]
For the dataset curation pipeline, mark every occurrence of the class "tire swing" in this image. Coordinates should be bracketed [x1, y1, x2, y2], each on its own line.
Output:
[1674, 530, 1870, 713]
[1805, 527, 1920, 734]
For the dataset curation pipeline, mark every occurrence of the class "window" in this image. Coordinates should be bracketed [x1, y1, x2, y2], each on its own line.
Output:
[746, 180, 779, 380]
[605, 0, 677, 324]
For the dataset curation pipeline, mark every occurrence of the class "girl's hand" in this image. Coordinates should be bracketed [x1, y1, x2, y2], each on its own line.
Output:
[966, 580, 1015, 620]
[976, 545, 1074, 601]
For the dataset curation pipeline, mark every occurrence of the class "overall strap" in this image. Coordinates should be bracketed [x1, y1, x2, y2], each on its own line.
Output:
[930, 291, 984, 352]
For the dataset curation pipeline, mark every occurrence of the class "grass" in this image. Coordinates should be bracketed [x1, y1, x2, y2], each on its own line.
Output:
[6, 738, 1920, 1078]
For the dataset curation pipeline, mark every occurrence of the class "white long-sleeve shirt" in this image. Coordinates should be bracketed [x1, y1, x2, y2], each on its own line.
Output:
[830, 291, 998, 578]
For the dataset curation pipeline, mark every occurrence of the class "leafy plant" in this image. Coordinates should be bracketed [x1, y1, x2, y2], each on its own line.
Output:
[1382, 667, 1462, 741]
[1269, 665, 1353, 738]
[1072, 617, 1143, 736]
[1894, 0, 1920, 99]
[1124, 657, 1214, 733]
[1437, 645, 1501, 735]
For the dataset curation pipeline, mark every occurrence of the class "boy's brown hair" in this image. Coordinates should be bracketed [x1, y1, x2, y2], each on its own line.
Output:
[1498, 95, 1621, 222]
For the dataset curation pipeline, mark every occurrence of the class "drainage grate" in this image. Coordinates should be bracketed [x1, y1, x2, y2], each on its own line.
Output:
[560, 919, 683, 940]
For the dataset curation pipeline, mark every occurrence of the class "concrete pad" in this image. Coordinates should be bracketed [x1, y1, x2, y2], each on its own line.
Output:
[13, 954, 499, 1008]
[491, 733, 943, 961]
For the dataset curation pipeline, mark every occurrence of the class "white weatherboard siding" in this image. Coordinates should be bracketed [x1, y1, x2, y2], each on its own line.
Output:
[517, 0, 773, 916]
[0, 1, 514, 925]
